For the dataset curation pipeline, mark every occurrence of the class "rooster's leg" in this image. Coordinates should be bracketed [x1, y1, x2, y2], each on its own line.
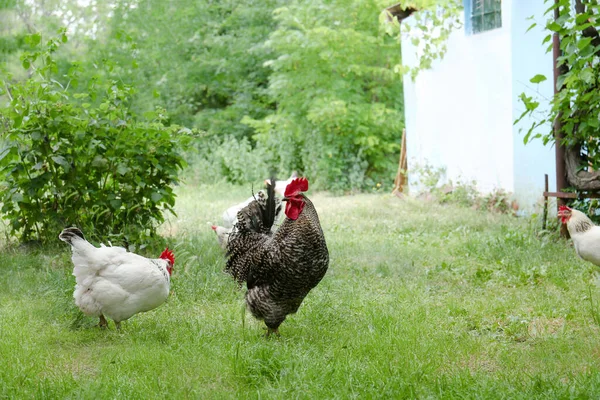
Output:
[99, 315, 108, 329]
[265, 327, 280, 338]
[115, 321, 122, 330]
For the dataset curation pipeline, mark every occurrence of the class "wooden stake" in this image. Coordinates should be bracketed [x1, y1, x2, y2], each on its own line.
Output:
[543, 174, 548, 230]
[392, 128, 407, 197]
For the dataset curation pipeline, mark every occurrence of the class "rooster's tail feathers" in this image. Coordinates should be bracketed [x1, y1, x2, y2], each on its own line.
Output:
[233, 178, 279, 235]
[263, 175, 277, 232]
[59, 227, 86, 246]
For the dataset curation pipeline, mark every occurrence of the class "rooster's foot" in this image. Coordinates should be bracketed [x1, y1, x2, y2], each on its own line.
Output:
[264, 327, 280, 338]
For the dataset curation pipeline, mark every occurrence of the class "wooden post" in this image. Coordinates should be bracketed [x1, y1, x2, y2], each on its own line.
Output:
[543, 174, 549, 230]
[553, 0, 568, 237]
[392, 128, 407, 197]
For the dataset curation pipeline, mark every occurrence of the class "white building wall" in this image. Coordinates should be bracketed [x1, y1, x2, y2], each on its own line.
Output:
[402, 1, 514, 194]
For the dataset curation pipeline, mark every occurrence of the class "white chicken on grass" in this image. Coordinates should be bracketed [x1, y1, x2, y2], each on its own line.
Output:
[215, 189, 284, 249]
[212, 225, 232, 249]
[222, 195, 260, 228]
[59, 227, 175, 329]
[558, 205, 600, 266]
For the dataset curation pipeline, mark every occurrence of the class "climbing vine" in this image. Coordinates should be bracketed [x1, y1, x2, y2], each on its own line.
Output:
[517, 0, 600, 174]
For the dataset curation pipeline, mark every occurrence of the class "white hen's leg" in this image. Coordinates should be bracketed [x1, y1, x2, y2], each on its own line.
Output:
[115, 321, 121, 330]
[99, 315, 108, 328]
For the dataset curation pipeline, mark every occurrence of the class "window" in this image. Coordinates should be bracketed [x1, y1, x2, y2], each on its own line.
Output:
[465, 0, 502, 34]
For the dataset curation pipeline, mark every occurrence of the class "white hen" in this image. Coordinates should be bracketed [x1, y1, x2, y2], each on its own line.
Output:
[221, 190, 274, 228]
[265, 171, 298, 196]
[212, 224, 232, 249]
[558, 205, 600, 266]
[221, 194, 260, 228]
[59, 227, 174, 329]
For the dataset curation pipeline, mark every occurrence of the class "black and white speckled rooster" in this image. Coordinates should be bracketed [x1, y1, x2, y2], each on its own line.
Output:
[226, 177, 329, 336]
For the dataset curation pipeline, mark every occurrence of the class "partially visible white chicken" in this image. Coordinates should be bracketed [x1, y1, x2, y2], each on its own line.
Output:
[222, 190, 268, 228]
[265, 171, 298, 196]
[558, 205, 600, 266]
[212, 225, 232, 249]
[59, 227, 175, 329]
[221, 189, 284, 230]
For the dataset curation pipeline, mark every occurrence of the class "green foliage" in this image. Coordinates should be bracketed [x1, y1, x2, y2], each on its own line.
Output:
[187, 135, 270, 185]
[382, 0, 463, 79]
[569, 196, 600, 225]
[2, 0, 434, 192]
[0, 31, 186, 245]
[87, 0, 282, 137]
[517, 0, 600, 167]
[243, 0, 405, 192]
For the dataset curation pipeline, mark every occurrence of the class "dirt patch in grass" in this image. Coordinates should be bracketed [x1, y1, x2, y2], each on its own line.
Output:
[527, 317, 566, 339]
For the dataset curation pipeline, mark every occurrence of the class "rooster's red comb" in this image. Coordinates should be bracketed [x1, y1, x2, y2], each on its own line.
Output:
[284, 177, 309, 198]
[559, 205, 570, 212]
[160, 247, 175, 265]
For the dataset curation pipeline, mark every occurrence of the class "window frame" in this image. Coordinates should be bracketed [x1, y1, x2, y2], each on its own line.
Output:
[464, 0, 502, 35]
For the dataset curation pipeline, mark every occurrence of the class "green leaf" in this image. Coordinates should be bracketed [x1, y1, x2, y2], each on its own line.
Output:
[110, 199, 122, 208]
[526, 22, 537, 33]
[546, 22, 562, 32]
[13, 114, 23, 128]
[577, 37, 593, 51]
[542, 34, 552, 45]
[11, 192, 24, 203]
[28, 32, 41, 47]
[151, 192, 163, 202]
[556, 74, 566, 90]
[580, 68, 594, 84]
[91, 156, 108, 167]
[116, 164, 130, 175]
[529, 74, 547, 84]
[576, 13, 590, 25]
[51, 156, 70, 171]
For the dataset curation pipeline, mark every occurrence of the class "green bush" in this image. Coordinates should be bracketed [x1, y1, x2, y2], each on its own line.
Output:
[0, 31, 186, 246]
[183, 135, 269, 185]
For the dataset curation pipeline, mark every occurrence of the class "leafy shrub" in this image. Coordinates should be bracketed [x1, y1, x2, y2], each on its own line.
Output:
[569, 197, 600, 225]
[0, 31, 186, 246]
[183, 135, 270, 185]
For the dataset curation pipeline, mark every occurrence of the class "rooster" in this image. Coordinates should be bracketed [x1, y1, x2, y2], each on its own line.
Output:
[558, 205, 600, 266]
[59, 227, 175, 329]
[226, 177, 329, 336]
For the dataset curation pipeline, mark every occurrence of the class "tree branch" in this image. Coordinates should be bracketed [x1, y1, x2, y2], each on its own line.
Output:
[385, 4, 419, 23]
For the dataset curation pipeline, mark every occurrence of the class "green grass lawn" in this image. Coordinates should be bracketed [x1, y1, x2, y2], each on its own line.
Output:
[2, 182, 600, 399]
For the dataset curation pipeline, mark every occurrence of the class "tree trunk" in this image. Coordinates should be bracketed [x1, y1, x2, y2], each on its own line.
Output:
[565, 144, 600, 191]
